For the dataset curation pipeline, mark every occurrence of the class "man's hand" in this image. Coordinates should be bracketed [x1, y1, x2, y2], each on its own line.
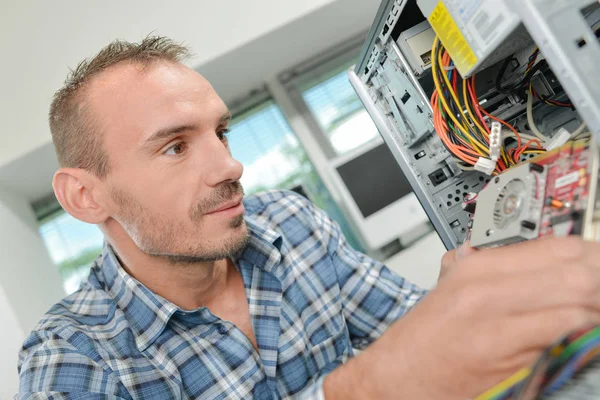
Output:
[324, 236, 600, 400]
[438, 240, 477, 281]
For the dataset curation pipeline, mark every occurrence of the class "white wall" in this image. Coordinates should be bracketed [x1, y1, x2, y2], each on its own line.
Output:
[0, 188, 64, 331]
[0, 284, 25, 400]
[0, 188, 64, 397]
[0, 0, 339, 169]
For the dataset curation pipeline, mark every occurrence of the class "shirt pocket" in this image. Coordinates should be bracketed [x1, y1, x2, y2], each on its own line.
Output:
[306, 317, 351, 377]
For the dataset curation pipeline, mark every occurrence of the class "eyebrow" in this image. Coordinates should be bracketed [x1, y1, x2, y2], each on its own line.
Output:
[143, 110, 232, 148]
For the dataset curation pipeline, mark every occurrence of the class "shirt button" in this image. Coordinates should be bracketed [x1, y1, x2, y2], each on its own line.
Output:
[217, 324, 228, 334]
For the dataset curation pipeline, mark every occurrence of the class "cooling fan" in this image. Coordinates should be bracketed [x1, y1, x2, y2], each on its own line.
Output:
[494, 179, 528, 229]
[471, 163, 546, 248]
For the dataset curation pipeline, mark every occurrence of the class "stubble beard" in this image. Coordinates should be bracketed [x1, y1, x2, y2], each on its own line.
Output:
[110, 182, 250, 265]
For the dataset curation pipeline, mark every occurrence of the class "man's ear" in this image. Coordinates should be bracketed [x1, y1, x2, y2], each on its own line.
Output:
[52, 168, 110, 224]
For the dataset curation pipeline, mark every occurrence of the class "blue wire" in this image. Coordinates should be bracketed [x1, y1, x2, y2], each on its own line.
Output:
[492, 389, 514, 400]
[543, 337, 600, 395]
[443, 61, 454, 104]
[446, 61, 454, 81]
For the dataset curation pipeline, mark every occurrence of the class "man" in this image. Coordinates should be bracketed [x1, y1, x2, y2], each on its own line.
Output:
[18, 36, 600, 399]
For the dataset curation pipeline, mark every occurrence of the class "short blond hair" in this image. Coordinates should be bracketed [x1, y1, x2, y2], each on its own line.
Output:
[49, 35, 190, 178]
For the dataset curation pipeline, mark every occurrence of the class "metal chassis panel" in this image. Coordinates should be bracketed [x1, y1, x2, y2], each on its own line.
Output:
[504, 0, 600, 141]
[348, 68, 459, 249]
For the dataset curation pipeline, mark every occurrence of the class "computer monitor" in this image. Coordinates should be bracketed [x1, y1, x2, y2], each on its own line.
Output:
[329, 138, 429, 250]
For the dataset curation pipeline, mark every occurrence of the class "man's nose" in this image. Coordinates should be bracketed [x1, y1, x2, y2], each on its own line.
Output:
[204, 137, 243, 187]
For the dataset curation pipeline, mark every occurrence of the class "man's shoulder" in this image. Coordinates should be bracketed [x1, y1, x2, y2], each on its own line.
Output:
[37, 282, 116, 329]
[21, 282, 119, 359]
[18, 283, 132, 396]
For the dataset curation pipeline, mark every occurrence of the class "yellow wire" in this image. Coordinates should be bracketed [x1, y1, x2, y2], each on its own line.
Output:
[436, 41, 488, 156]
[431, 39, 468, 135]
[474, 368, 531, 400]
[437, 47, 472, 132]
[501, 148, 512, 167]
[460, 78, 513, 168]
[437, 51, 487, 155]
[457, 56, 520, 169]
[461, 79, 500, 162]
[431, 38, 487, 157]
[462, 79, 489, 141]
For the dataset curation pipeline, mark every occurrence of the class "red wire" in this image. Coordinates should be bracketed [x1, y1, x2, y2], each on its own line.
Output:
[515, 138, 542, 161]
[467, 78, 491, 135]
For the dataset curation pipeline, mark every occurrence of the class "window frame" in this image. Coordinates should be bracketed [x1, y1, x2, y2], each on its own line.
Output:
[279, 32, 371, 160]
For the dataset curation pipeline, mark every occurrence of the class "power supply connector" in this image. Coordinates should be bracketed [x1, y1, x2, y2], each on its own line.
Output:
[489, 122, 502, 161]
[545, 127, 571, 151]
[474, 157, 497, 176]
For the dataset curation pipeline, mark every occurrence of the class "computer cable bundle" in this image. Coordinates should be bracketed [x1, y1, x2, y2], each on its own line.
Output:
[430, 37, 545, 175]
[474, 326, 600, 400]
[496, 47, 586, 143]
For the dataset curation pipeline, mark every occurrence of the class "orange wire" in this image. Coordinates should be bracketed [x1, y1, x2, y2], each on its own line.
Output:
[466, 78, 491, 135]
[470, 77, 543, 162]
[469, 76, 525, 150]
[432, 48, 503, 174]
[515, 138, 543, 161]
[431, 92, 479, 164]
[439, 51, 489, 156]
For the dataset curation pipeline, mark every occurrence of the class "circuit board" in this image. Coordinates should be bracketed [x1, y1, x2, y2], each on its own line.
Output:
[538, 141, 591, 239]
[470, 140, 595, 248]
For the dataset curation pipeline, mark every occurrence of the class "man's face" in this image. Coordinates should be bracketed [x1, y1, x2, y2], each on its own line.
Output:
[88, 61, 247, 263]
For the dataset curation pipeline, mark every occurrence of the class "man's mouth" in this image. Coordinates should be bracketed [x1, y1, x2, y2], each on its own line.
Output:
[205, 196, 244, 215]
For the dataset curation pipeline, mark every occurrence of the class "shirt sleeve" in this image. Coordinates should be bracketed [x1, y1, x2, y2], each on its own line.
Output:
[307, 199, 429, 350]
[18, 330, 127, 399]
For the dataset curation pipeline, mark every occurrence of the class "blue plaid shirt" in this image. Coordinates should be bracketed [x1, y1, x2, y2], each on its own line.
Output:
[18, 190, 427, 399]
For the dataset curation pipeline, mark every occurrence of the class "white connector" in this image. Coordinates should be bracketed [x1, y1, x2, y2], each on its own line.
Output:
[489, 122, 502, 161]
[475, 157, 497, 176]
[545, 127, 571, 151]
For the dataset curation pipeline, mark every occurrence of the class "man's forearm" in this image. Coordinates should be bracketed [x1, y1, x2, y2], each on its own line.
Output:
[322, 327, 422, 400]
[323, 352, 371, 400]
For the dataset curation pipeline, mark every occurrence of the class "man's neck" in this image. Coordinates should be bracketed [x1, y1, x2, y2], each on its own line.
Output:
[104, 224, 232, 311]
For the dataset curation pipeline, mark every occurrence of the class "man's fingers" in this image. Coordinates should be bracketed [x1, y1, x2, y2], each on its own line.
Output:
[440, 241, 477, 278]
[460, 261, 600, 314]
[511, 307, 600, 350]
[457, 240, 477, 259]
[464, 236, 600, 277]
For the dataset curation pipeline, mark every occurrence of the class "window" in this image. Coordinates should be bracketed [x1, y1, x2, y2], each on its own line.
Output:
[281, 35, 380, 159]
[228, 100, 308, 195]
[34, 200, 104, 294]
[228, 97, 363, 250]
[299, 62, 380, 156]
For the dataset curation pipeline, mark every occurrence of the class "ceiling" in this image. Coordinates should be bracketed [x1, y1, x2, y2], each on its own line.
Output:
[0, 0, 380, 202]
[0, 0, 337, 168]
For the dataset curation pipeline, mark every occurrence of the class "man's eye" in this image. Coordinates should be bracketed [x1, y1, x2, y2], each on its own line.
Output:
[217, 129, 230, 141]
[164, 142, 186, 155]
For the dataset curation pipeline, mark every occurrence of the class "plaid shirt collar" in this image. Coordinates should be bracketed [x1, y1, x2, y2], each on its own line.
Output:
[91, 214, 283, 352]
